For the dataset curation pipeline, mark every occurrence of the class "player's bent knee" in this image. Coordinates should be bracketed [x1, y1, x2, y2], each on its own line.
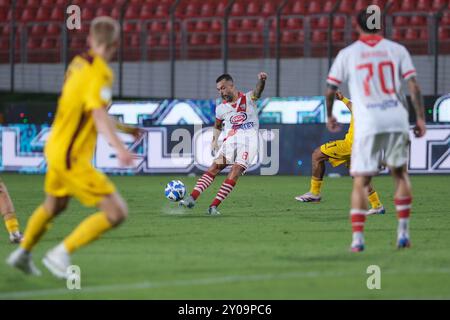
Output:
[390, 165, 407, 178]
[353, 176, 371, 188]
[229, 164, 245, 179]
[212, 157, 227, 172]
[208, 165, 221, 176]
[312, 148, 327, 162]
[113, 199, 128, 225]
[44, 196, 69, 216]
[99, 193, 128, 226]
[106, 207, 127, 226]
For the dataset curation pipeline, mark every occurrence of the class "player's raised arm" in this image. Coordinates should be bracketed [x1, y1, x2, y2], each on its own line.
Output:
[92, 107, 133, 167]
[336, 91, 352, 112]
[407, 77, 426, 138]
[251, 72, 267, 100]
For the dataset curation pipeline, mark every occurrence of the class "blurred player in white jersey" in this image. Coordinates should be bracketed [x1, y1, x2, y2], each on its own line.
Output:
[180, 73, 267, 215]
[326, 9, 426, 252]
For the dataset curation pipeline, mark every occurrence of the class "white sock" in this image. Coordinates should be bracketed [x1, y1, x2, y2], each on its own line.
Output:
[54, 243, 69, 256]
[352, 232, 364, 244]
[17, 247, 30, 255]
[398, 218, 409, 238]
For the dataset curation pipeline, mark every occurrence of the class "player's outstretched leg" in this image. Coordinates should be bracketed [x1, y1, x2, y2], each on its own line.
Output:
[6, 196, 69, 276]
[295, 148, 327, 203]
[0, 181, 23, 243]
[350, 176, 371, 252]
[207, 164, 244, 216]
[366, 183, 385, 215]
[391, 166, 412, 249]
[42, 192, 127, 279]
[180, 158, 227, 209]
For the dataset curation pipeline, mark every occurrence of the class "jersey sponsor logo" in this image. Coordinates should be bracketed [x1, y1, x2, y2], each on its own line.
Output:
[367, 99, 398, 110]
[230, 112, 248, 125]
[236, 122, 255, 130]
[361, 50, 388, 59]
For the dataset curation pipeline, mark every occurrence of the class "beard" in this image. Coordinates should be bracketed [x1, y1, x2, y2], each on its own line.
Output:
[222, 94, 233, 102]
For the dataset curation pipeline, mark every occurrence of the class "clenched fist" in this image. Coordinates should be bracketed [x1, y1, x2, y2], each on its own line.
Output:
[258, 72, 268, 81]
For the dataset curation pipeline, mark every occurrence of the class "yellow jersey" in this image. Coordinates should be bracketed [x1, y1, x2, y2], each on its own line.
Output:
[45, 51, 113, 170]
[344, 115, 354, 143]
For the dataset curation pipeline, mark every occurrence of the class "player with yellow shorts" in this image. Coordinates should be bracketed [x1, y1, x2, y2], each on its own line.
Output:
[295, 92, 385, 215]
[0, 177, 22, 243]
[7, 17, 139, 278]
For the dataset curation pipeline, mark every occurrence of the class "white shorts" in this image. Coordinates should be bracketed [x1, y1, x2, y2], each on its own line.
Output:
[215, 134, 258, 170]
[350, 132, 410, 176]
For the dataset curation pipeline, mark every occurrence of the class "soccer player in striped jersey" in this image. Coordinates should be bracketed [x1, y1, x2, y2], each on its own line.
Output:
[180, 73, 267, 215]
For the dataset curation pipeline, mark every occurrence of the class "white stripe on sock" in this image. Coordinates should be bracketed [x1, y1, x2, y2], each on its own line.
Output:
[396, 204, 411, 211]
[217, 191, 228, 198]
[350, 209, 367, 215]
[202, 175, 213, 183]
[352, 222, 365, 226]
[221, 185, 233, 193]
[197, 182, 208, 189]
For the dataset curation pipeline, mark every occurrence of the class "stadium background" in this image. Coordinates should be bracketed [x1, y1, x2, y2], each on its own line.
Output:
[1, 0, 450, 175]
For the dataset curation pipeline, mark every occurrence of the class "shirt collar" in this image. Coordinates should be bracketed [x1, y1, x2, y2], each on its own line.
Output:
[358, 34, 384, 47]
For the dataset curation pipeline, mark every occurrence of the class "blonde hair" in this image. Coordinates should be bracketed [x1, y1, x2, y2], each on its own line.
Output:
[89, 16, 120, 47]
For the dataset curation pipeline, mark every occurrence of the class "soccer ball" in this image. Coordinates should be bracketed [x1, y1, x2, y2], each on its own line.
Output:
[165, 180, 186, 202]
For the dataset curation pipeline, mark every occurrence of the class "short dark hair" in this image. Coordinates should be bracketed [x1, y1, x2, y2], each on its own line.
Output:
[356, 9, 382, 34]
[216, 74, 233, 83]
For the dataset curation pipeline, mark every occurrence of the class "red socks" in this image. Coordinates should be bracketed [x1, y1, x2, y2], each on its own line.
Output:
[350, 209, 367, 233]
[191, 172, 215, 200]
[210, 179, 236, 208]
[191, 173, 237, 209]
[395, 196, 412, 219]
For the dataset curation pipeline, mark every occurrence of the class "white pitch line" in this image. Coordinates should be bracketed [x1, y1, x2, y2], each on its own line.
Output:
[0, 271, 331, 299]
[1, 268, 450, 299]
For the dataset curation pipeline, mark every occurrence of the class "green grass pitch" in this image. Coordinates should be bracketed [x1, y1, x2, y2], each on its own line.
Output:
[0, 173, 449, 299]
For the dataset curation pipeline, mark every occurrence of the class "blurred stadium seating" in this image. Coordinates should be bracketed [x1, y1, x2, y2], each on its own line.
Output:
[0, 0, 449, 63]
